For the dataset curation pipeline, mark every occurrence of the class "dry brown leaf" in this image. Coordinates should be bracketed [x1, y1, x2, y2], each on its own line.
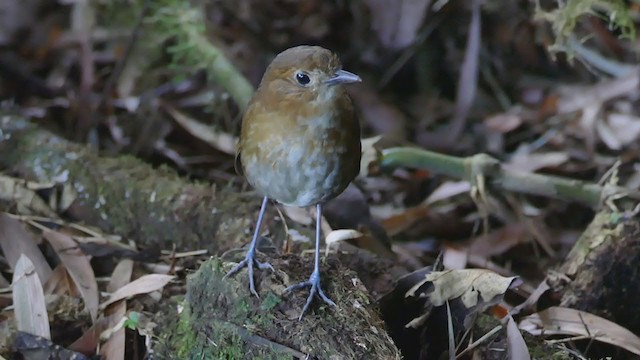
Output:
[281, 205, 333, 240]
[0, 213, 52, 284]
[447, 0, 481, 144]
[99, 304, 127, 360]
[364, 0, 431, 49]
[12, 254, 50, 339]
[596, 113, 640, 150]
[43, 264, 76, 296]
[519, 306, 640, 356]
[43, 230, 98, 321]
[506, 314, 531, 360]
[100, 274, 174, 309]
[68, 260, 134, 357]
[67, 318, 106, 354]
[107, 259, 134, 293]
[101, 259, 133, 360]
[165, 104, 237, 155]
[407, 269, 519, 310]
[441, 246, 468, 269]
[425, 181, 470, 204]
[556, 70, 640, 114]
[359, 135, 383, 178]
[468, 223, 528, 258]
[0, 176, 58, 217]
[325, 229, 363, 256]
[281, 205, 313, 226]
[484, 113, 523, 133]
[325, 229, 363, 246]
[505, 152, 569, 173]
[379, 205, 429, 236]
[511, 279, 551, 317]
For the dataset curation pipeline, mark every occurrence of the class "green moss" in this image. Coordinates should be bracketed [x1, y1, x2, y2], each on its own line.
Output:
[143, 0, 254, 108]
[534, 0, 635, 58]
[230, 296, 252, 321]
[175, 305, 198, 358]
[260, 293, 280, 312]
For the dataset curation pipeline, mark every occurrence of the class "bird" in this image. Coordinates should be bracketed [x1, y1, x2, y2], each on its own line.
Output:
[224, 45, 362, 319]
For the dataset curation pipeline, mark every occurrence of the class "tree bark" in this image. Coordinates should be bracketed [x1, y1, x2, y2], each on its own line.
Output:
[556, 208, 640, 335]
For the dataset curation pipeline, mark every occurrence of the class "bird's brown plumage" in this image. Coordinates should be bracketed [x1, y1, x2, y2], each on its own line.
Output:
[227, 45, 361, 318]
[238, 45, 361, 207]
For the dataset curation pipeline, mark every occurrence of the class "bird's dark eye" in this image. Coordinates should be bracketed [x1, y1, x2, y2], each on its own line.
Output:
[295, 72, 311, 85]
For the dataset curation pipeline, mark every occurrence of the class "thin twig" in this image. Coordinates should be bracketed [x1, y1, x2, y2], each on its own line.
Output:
[456, 325, 503, 358]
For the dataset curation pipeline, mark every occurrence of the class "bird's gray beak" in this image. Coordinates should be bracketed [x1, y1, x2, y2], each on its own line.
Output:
[325, 69, 361, 86]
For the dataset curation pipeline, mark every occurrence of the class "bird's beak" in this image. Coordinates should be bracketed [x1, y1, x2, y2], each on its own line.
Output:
[325, 70, 361, 86]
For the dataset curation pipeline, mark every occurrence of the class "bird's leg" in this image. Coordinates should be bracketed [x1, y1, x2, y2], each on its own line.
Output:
[224, 196, 274, 297]
[285, 203, 336, 319]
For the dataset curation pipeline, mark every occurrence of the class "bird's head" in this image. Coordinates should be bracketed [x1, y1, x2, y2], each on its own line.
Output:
[256, 46, 361, 104]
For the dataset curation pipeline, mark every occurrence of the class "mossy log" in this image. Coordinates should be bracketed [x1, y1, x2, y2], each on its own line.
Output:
[0, 117, 278, 253]
[555, 208, 640, 335]
[155, 257, 401, 359]
[0, 118, 401, 358]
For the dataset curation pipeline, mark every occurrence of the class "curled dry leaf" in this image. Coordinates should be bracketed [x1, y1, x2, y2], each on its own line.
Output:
[379, 204, 429, 237]
[68, 259, 134, 357]
[0, 213, 52, 284]
[556, 70, 640, 114]
[100, 259, 134, 360]
[425, 181, 470, 204]
[359, 135, 383, 178]
[100, 274, 174, 309]
[281, 205, 313, 226]
[596, 113, 640, 150]
[326, 229, 363, 245]
[54, 182, 78, 214]
[0, 176, 58, 218]
[407, 269, 520, 311]
[441, 246, 468, 270]
[12, 255, 51, 340]
[43, 230, 99, 322]
[99, 263, 133, 360]
[43, 264, 76, 296]
[165, 103, 237, 155]
[468, 223, 528, 258]
[325, 229, 363, 256]
[519, 306, 640, 356]
[505, 152, 569, 173]
[483, 113, 523, 133]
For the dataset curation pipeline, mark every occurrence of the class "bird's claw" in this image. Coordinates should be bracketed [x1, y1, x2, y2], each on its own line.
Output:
[224, 250, 273, 298]
[285, 271, 336, 320]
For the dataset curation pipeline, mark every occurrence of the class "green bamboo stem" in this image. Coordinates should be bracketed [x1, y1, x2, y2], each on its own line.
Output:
[146, 1, 255, 109]
[380, 147, 635, 208]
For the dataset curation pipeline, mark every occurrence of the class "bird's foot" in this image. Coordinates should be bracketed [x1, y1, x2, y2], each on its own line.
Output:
[285, 270, 336, 320]
[224, 249, 274, 297]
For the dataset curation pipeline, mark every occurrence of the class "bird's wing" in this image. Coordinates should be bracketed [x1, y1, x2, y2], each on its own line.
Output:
[234, 148, 244, 176]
